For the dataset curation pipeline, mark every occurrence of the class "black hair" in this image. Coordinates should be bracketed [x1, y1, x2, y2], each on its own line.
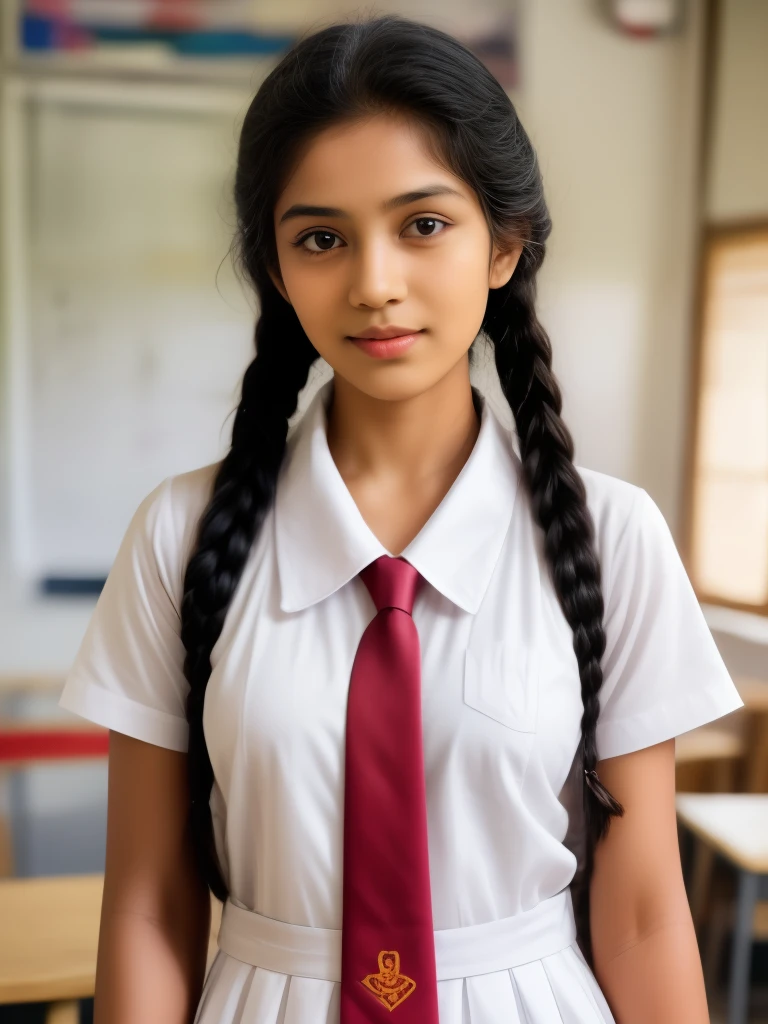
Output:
[180, 12, 624, 969]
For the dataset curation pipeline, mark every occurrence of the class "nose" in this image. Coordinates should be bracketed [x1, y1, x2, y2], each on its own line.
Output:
[347, 235, 408, 309]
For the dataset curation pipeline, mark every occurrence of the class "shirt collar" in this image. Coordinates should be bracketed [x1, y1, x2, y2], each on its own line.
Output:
[274, 379, 521, 615]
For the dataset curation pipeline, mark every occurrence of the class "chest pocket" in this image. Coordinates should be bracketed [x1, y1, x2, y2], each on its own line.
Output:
[463, 642, 539, 734]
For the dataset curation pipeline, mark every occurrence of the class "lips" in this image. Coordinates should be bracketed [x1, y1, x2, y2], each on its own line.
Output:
[349, 325, 422, 340]
[348, 329, 424, 360]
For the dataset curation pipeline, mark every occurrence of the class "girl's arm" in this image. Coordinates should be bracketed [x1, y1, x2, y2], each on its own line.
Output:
[590, 739, 710, 1023]
[94, 731, 212, 1024]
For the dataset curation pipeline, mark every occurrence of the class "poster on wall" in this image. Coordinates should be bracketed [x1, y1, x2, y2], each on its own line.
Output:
[19, 0, 520, 89]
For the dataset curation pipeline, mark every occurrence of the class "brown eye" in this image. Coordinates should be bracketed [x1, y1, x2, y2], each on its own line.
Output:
[403, 217, 448, 238]
[295, 231, 343, 255]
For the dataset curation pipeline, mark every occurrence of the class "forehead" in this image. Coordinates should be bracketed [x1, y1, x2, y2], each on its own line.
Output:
[274, 112, 471, 216]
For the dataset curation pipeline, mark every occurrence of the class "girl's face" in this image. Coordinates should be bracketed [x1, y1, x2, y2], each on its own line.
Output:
[270, 111, 522, 403]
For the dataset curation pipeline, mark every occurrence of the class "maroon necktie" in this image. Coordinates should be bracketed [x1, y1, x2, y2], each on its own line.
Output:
[340, 555, 439, 1022]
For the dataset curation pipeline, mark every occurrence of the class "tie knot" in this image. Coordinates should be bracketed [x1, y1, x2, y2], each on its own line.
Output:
[359, 555, 421, 615]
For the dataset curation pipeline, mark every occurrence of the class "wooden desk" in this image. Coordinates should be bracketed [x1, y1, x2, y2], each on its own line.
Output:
[0, 873, 102, 1011]
[0, 873, 222, 1021]
[676, 794, 768, 1024]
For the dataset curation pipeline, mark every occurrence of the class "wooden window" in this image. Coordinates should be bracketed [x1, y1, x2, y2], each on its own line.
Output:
[687, 224, 768, 616]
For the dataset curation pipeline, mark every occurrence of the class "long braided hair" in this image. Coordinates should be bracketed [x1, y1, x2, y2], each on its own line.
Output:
[181, 13, 624, 968]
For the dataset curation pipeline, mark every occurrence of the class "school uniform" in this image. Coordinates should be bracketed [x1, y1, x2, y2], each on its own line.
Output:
[58, 377, 744, 1023]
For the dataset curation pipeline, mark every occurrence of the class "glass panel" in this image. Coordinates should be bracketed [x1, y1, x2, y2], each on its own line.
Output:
[692, 474, 768, 604]
[690, 229, 768, 608]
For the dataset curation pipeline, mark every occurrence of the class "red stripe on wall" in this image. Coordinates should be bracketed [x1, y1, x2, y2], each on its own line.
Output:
[0, 730, 109, 762]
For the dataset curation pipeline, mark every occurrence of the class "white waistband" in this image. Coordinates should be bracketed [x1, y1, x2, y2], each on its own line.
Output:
[217, 887, 577, 982]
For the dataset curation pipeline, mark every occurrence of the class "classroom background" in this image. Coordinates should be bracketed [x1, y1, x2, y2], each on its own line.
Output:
[0, 0, 766, 1022]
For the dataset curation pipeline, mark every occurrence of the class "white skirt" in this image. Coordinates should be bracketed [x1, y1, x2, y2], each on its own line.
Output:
[193, 887, 616, 1024]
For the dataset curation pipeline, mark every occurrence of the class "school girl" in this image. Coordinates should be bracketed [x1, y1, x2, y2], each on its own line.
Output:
[58, 14, 745, 1024]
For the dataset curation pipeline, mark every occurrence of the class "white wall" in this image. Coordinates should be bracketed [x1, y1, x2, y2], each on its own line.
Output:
[706, 0, 768, 221]
[512, 0, 706, 526]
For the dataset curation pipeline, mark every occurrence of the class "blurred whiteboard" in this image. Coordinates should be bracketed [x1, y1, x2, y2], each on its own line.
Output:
[19, 84, 256, 575]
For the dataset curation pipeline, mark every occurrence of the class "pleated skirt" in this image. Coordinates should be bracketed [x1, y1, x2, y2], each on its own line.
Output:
[193, 888, 617, 1024]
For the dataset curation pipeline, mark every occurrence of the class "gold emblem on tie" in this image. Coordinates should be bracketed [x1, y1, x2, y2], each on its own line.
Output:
[361, 950, 417, 1010]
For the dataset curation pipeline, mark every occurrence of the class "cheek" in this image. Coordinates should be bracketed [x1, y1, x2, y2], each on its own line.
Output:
[442, 236, 491, 300]
[281, 263, 340, 332]
[284, 276, 355, 374]
[417, 241, 490, 342]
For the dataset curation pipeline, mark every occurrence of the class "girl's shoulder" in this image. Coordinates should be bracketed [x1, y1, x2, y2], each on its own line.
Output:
[134, 460, 220, 532]
[58, 460, 225, 751]
[123, 461, 223, 608]
[575, 464, 645, 543]
[569, 466, 744, 760]
[573, 465, 678, 597]
[163, 460, 222, 526]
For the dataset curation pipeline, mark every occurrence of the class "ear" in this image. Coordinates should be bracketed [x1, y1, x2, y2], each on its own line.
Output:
[268, 265, 292, 305]
[489, 240, 524, 290]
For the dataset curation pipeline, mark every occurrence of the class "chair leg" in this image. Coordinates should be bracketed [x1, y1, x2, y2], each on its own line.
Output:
[728, 870, 758, 1024]
[46, 1000, 80, 1024]
[689, 840, 716, 936]
[702, 897, 730, 994]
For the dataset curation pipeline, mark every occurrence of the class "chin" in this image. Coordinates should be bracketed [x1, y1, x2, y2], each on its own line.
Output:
[334, 363, 457, 404]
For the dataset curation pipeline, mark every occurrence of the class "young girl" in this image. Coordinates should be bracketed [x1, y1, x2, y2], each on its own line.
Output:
[58, 14, 744, 1024]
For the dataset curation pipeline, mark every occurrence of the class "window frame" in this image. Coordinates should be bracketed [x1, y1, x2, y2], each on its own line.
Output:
[682, 218, 768, 619]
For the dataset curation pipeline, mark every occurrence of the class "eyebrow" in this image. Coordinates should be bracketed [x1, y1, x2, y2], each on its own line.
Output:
[278, 184, 466, 225]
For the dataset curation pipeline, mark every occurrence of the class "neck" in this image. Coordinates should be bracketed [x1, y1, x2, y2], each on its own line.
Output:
[325, 356, 480, 489]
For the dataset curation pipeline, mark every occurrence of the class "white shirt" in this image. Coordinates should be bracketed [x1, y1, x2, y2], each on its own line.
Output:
[59, 378, 744, 1022]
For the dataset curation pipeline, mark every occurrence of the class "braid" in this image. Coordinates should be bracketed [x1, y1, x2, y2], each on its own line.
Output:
[485, 268, 624, 968]
[181, 286, 318, 901]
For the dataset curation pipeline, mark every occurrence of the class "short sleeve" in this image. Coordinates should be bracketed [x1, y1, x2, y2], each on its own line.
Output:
[595, 487, 745, 761]
[58, 476, 192, 752]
